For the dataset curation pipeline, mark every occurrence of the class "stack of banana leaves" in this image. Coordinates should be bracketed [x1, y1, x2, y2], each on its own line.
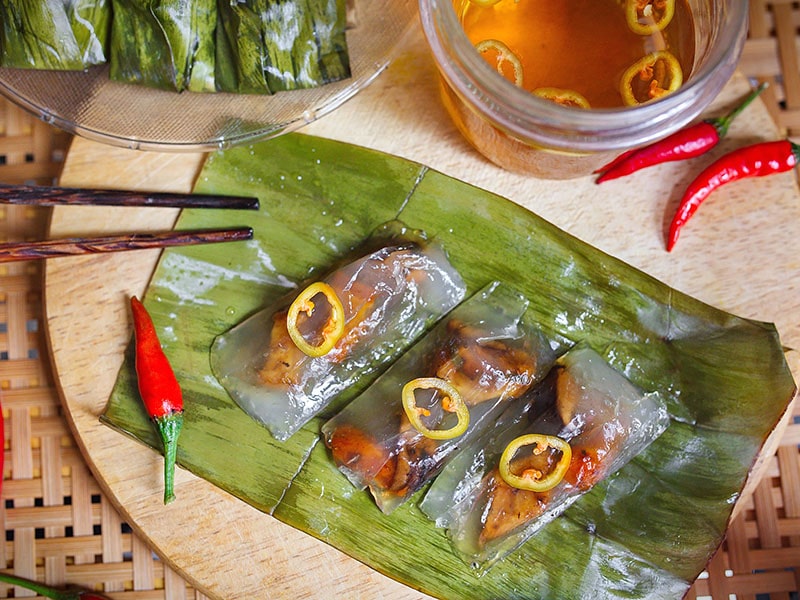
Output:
[0, 1, 111, 70]
[0, 0, 351, 94]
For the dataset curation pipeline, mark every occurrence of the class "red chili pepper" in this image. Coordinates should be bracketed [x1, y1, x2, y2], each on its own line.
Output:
[1, 392, 4, 500]
[595, 83, 767, 183]
[130, 296, 184, 504]
[0, 572, 111, 599]
[667, 139, 799, 251]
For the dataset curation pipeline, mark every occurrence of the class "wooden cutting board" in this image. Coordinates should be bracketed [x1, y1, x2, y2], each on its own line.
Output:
[45, 24, 800, 600]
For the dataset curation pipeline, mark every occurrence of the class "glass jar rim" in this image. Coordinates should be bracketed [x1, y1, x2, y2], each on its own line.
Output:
[418, 0, 749, 152]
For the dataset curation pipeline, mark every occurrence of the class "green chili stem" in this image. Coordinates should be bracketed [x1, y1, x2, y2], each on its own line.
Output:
[712, 82, 768, 137]
[155, 412, 184, 504]
[0, 572, 77, 599]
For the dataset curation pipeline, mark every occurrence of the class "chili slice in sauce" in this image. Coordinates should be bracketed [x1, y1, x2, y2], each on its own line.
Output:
[402, 377, 470, 440]
[499, 433, 572, 492]
[625, 0, 676, 35]
[620, 50, 682, 106]
[286, 281, 345, 357]
[533, 87, 591, 109]
[475, 39, 524, 87]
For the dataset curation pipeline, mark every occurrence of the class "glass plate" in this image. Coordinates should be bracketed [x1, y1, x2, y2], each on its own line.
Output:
[0, 0, 415, 151]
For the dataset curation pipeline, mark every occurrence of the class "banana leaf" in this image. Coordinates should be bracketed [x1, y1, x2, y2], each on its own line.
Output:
[102, 132, 797, 599]
[215, 0, 349, 94]
[109, 0, 216, 92]
[0, 0, 110, 69]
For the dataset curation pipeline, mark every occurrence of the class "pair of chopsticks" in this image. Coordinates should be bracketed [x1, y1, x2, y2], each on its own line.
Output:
[0, 183, 259, 262]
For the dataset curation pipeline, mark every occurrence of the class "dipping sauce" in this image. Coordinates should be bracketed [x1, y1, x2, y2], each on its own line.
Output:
[455, 0, 695, 108]
[419, 0, 745, 179]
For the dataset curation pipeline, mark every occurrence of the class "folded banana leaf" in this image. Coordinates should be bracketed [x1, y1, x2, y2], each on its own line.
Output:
[215, 0, 350, 94]
[109, 0, 216, 92]
[102, 132, 797, 599]
[0, 0, 110, 69]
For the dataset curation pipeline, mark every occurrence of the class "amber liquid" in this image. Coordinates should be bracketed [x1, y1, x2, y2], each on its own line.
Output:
[456, 0, 695, 108]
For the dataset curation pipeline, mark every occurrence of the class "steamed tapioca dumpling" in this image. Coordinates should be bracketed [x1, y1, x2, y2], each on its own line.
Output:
[420, 343, 670, 573]
[211, 222, 467, 441]
[322, 281, 557, 514]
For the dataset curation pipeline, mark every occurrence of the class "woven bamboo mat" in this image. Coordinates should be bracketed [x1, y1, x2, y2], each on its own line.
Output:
[0, 102, 205, 598]
[1, 7, 800, 597]
[743, 1, 800, 144]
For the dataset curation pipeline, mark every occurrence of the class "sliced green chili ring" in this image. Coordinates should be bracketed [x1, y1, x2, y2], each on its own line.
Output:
[620, 50, 683, 106]
[533, 87, 591, 109]
[402, 377, 470, 440]
[286, 281, 345, 357]
[625, 0, 676, 36]
[499, 433, 572, 492]
[475, 39, 524, 87]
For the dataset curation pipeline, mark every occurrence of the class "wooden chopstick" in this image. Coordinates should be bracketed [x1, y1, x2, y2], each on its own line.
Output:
[0, 183, 259, 210]
[0, 227, 253, 262]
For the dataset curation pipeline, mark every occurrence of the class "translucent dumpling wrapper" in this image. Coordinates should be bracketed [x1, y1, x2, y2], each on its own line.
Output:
[211, 223, 466, 441]
[420, 343, 670, 574]
[321, 281, 557, 514]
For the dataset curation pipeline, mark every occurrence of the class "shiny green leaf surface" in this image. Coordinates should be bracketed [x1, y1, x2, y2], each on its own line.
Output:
[0, 0, 110, 69]
[103, 132, 796, 599]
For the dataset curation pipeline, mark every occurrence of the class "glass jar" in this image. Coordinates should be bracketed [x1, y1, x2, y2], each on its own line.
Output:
[418, 0, 749, 179]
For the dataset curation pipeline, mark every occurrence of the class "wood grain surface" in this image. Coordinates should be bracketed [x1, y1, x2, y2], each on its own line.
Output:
[45, 24, 800, 600]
